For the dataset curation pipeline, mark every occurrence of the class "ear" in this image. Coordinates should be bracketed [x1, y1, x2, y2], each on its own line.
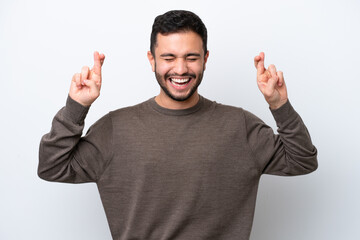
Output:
[147, 51, 155, 72]
[203, 50, 209, 70]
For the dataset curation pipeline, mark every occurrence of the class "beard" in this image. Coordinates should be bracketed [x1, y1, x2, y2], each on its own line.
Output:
[154, 64, 205, 102]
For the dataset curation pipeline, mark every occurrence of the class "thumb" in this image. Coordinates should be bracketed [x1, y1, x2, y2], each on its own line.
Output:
[83, 79, 101, 92]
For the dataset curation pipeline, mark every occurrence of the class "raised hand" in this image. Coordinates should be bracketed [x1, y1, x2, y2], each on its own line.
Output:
[69, 51, 105, 107]
[254, 52, 288, 110]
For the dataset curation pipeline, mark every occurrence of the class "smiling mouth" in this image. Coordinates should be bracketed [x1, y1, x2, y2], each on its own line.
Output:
[169, 77, 192, 87]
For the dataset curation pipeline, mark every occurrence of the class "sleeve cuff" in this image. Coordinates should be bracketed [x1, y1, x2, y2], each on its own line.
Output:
[270, 100, 298, 125]
[62, 95, 90, 124]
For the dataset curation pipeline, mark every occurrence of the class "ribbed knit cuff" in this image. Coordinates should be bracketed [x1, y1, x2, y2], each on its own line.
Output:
[270, 100, 297, 125]
[63, 95, 90, 124]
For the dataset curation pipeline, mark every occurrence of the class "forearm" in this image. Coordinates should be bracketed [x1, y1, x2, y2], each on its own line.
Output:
[38, 96, 91, 183]
[265, 100, 318, 175]
[246, 100, 318, 176]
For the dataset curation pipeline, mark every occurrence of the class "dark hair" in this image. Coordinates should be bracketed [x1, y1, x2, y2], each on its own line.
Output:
[150, 10, 208, 55]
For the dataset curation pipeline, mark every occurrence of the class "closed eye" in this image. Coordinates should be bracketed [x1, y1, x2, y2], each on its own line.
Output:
[186, 53, 201, 62]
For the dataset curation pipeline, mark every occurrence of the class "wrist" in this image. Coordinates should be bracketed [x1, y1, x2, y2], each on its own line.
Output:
[68, 94, 95, 107]
[64, 95, 90, 124]
[269, 99, 288, 110]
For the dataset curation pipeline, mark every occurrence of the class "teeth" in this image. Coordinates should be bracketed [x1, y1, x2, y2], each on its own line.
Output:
[171, 78, 190, 83]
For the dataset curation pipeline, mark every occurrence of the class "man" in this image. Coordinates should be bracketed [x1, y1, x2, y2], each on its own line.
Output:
[39, 10, 317, 240]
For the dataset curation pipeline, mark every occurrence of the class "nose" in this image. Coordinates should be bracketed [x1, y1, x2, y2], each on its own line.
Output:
[173, 58, 188, 75]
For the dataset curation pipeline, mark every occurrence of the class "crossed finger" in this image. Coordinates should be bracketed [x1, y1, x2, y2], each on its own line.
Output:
[254, 52, 265, 76]
[92, 51, 105, 76]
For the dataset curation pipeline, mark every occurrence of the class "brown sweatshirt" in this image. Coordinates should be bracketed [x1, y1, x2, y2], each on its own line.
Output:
[38, 96, 317, 240]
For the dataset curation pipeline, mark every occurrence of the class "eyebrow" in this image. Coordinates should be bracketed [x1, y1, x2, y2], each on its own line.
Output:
[160, 53, 201, 58]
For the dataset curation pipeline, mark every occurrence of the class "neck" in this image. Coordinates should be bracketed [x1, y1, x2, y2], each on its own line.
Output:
[155, 91, 200, 110]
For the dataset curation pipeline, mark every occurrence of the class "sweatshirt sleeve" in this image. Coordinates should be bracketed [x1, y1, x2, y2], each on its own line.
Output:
[245, 100, 318, 176]
[38, 96, 113, 183]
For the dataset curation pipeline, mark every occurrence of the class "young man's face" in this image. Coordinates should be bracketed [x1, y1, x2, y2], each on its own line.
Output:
[148, 31, 209, 105]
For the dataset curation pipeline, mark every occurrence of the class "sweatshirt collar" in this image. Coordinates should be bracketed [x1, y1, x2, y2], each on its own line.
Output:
[148, 95, 204, 116]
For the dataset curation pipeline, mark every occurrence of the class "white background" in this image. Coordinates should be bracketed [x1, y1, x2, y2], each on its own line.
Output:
[1, 0, 359, 239]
